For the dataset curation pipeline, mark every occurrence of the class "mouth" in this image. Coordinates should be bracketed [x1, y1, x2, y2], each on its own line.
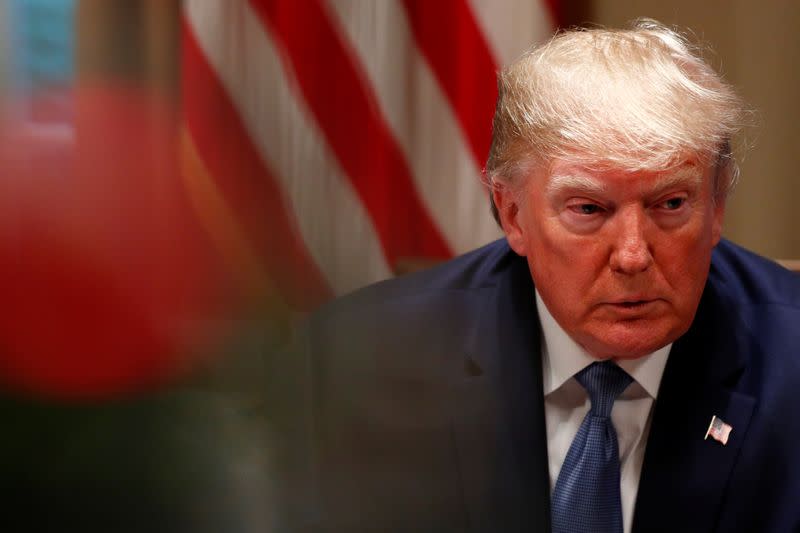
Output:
[603, 298, 661, 315]
[614, 300, 652, 309]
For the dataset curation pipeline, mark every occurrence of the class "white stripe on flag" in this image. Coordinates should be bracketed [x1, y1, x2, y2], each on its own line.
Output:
[185, 0, 393, 295]
[467, 0, 554, 67]
[323, 0, 502, 254]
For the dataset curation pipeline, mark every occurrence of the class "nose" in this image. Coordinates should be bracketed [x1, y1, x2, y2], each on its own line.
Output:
[609, 207, 653, 274]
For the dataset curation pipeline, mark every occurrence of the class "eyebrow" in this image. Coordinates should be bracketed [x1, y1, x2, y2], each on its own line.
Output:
[545, 167, 705, 198]
[545, 173, 608, 196]
[646, 168, 704, 197]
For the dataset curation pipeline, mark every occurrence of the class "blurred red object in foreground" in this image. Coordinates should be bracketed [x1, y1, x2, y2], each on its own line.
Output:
[0, 84, 231, 399]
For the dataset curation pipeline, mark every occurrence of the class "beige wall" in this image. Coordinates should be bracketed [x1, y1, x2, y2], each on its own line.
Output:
[588, 0, 800, 259]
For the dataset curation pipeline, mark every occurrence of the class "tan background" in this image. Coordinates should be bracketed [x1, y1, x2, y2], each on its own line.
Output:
[586, 1, 800, 259]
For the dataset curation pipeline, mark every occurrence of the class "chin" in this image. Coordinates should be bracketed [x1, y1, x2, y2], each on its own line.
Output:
[580, 322, 683, 360]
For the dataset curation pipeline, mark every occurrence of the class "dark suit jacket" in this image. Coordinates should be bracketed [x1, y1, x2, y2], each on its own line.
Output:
[269, 238, 800, 532]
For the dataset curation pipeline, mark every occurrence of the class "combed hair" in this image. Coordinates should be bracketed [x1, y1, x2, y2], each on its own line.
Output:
[485, 19, 748, 223]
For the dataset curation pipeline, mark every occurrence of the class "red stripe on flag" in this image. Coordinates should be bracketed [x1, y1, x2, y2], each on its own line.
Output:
[248, 0, 452, 265]
[542, 0, 563, 27]
[400, 0, 499, 167]
[182, 18, 332, 310]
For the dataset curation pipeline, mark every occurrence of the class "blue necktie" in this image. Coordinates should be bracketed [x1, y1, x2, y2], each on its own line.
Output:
[551, 361, 633, 533]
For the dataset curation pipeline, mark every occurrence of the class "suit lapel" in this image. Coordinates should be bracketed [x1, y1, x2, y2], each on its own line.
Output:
[452, 255, 551, 532]
[632, 281, 757, 533]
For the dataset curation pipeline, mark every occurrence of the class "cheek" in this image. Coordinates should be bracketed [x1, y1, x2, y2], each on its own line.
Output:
[533, 220, 609, 280]
[526, 211, 586, 262]
[526, 221, 573, 282]
[526, 231, 606, 319]
[653, 228, 714, 312]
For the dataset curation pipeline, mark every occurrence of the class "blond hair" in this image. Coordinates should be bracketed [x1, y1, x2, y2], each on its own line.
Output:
[486, 19, 747, 222]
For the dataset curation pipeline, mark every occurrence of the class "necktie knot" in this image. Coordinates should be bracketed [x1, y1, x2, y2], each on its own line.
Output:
[575, 361, 633, 418]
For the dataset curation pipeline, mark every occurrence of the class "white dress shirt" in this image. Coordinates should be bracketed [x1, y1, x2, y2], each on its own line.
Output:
[536, 291, 671, 533]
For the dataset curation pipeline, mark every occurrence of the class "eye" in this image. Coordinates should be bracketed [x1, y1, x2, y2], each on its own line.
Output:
[660, 197, 686, 210]
[569, 203, 604, 215]
[561, 199, 608, 233]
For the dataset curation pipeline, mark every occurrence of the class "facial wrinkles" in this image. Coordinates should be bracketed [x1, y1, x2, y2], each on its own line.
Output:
[558, 170, 697, 299]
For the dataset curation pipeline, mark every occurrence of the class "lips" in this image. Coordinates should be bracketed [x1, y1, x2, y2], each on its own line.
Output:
[607, 294, 658, 305]
[616, 300, 650, 308]
[603, 298, 662, 315]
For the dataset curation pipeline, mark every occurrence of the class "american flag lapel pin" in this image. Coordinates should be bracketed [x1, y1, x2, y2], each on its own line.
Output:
[705, 415, 733, 445]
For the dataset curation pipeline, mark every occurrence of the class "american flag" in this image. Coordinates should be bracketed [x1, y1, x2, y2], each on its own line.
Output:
[705, 415, 733, 445]
[180, 0, 556, 312]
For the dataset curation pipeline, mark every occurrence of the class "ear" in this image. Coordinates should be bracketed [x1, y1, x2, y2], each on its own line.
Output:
[492, 184, 529, 256]
[711, 196, 726, 246]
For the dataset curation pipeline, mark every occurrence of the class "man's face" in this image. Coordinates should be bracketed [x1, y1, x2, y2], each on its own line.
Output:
[495, 159, 725, 360]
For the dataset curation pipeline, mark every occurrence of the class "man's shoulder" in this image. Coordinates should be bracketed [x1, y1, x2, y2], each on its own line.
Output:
[314, 239, 515, 319]
[303, 239, 519, 358]
[708, 239, 800, 373]
[710, 239, 800, 309]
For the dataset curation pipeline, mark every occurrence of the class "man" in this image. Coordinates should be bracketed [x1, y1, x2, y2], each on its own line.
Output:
[268, 20, 800, 532]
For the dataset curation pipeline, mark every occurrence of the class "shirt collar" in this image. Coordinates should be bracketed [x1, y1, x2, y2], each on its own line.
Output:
[537, 290, 670, 399]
